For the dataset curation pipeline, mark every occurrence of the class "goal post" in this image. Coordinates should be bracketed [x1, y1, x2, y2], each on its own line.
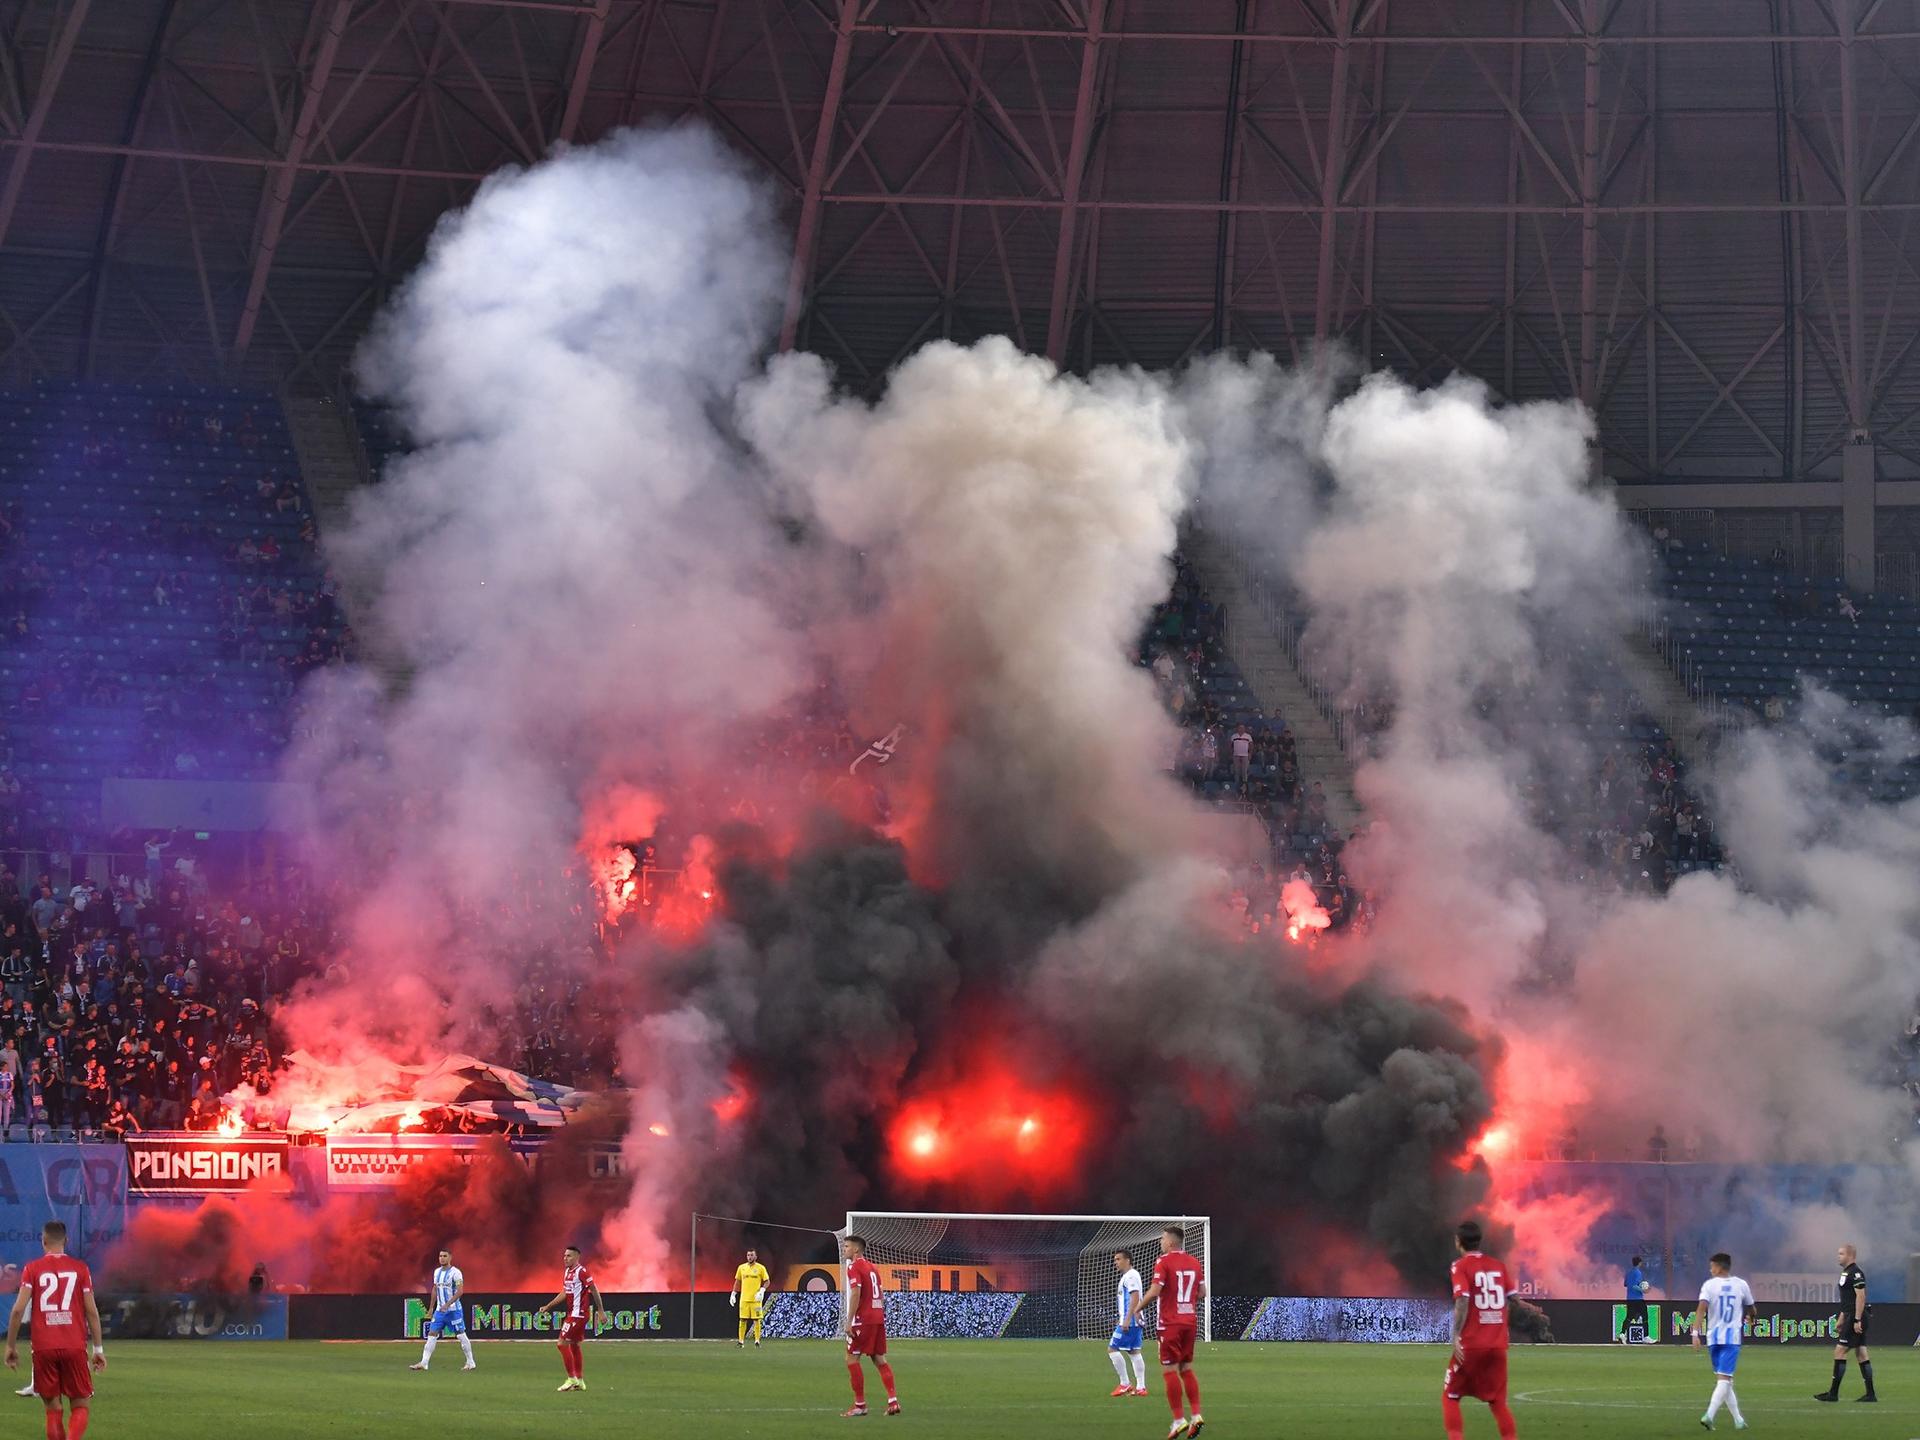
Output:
[688, 1211, 847, 1340]
[843, 1211, 1212, 1343]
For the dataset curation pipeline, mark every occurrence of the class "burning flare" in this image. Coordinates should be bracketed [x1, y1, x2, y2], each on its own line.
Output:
[1281, 878, 1331, 942]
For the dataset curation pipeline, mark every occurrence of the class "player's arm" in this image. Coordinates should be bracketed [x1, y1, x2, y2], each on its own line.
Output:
[82, 1289, 104, 1371]
[844, 1274, 864, 1337]
[1129, 1279, 1161, 1327]
[1690, 1296, 1707, 1348]
[451, 1274, 464, 1305]
[4, 1285, 28, 1369]
[730, 1266, 741, 1307]
[534, 1289, 567, 1315]
[1854, 1274, 1866, 1326]
[587, 1281, 608, 1328]
[1450, 1295, 1468, 1362]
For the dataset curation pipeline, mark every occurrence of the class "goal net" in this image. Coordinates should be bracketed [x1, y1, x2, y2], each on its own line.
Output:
[844, 1211, 1212, 1342]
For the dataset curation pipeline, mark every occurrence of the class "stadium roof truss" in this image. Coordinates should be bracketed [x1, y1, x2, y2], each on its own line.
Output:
[0, 0, 1917, 486]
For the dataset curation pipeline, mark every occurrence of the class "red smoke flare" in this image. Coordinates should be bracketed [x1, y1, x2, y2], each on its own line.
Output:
[1280, 878, 1331, 943]
[887, 1059, 1092, 1201]
[109, 1126, 636, 1295]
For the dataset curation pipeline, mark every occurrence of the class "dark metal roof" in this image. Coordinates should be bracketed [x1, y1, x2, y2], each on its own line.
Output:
[0, 0, 1915, 480]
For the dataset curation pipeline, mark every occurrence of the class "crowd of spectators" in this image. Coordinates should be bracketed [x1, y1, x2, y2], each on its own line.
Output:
[0, 837, 312, 1141]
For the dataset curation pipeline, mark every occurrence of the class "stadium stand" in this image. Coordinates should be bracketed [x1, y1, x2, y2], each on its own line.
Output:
[0, 382, 348, 846]
[1655, 541, 1920, 712]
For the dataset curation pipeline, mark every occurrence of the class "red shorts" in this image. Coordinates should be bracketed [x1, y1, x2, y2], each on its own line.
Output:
[558, 1316, 590, 1345]
[1158, 1326, 1197, 1366]
[846, 1319, 887, 1358]
[1444, 1346, 1508, 1404]
[33, 1350, 92, 1402]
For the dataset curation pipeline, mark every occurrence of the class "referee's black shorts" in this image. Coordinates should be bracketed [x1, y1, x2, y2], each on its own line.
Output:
[1837, 1308, 1871, 1350]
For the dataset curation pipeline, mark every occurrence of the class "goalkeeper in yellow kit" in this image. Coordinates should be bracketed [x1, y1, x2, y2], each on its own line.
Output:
[730, 1249, 772, 1348]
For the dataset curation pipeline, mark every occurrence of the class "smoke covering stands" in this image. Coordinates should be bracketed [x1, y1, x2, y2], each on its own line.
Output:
[349, 398, 407, 481]
[1143, 553, 1368, 936]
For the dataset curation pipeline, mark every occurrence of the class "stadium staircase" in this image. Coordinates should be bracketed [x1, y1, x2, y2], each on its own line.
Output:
[1616, 631, 1720, 767]
[1180, 530, 1361, 831]
[282, 392, 409, 691]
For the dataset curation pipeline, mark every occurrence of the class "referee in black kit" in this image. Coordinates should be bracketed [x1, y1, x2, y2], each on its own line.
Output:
[1814, 1243, 1876, 1403]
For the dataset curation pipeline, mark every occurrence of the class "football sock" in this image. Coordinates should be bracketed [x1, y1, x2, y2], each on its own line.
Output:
[876, 1361, 897, 1401]
[1860, 1360, 1875, 1395]
[1131, 1352, 1148, 1387]
[570, 1342, 584, 1377]
[43, 1410, 64, 1440]
[1181, 1371, 1201, 1411]
[752, 1317, 762, 1343]
[1490, 1397, 1517, 1439]
[1707, 1379, 1730, 1419]
[1441, 1394, 1465, 1440]
[66, 1410, 87, 1440]
[1830, 1358, 1847, 1394]
[1111, 1351, 1131, 1385]
[457, 1333, 474, 1364]
[1162, 1371, 1184, 1418]
[420, 1335, 438, 1365]
[847, 1363, 866, 1406]
[738, 1319, 748, 1344]
[1724, 1384, 1744, 1425]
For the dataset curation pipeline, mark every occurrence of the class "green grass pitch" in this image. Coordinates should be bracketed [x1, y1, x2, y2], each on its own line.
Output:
[50, 1339, 1912, 1438]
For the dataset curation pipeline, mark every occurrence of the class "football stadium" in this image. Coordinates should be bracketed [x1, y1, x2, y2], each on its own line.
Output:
[0, 1, 1916, 1435]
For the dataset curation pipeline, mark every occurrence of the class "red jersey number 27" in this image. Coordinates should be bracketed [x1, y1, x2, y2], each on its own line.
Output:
[37, 1272, 77, 1315]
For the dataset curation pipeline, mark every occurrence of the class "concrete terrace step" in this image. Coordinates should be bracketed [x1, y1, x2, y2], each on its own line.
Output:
[1182, 531, 1362, 831]
[280, 394, 412, 695]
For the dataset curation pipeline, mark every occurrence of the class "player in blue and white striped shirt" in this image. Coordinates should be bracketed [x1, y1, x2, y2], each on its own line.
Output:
[409, 1249, 477, 1372]
[1107, 1251, 1147, 1396]
[1691, 1252, 1754, 1430]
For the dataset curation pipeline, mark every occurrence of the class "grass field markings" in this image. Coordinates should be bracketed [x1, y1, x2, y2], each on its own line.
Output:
[1514, 1386, 1919, 1415]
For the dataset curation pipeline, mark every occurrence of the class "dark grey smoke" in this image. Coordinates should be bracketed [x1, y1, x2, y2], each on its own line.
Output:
[274, 122, 1504, 1292]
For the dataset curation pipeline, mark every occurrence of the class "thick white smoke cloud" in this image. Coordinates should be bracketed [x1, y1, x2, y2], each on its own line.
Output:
[1179, 364, 1920, 1283]
[275, 116, 1918, 1297]
[283, 126, 805, 1055]
[741, 339, 1200, 891]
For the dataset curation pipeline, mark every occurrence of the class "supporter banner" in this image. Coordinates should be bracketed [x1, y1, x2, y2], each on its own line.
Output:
[0, 1145, 125, 1278]
[100, 1294, 288, 1341]
[323, 1135, 543, 1190]
[125, 1135, 290, 1195]
[101, 777, 310, 833]
[288, 1293, 730, 1341]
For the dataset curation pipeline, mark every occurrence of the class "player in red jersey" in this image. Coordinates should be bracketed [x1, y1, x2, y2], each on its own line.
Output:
[1129, 1225, 1206, 1439]
[4, 1222, 105, 1440]
[535, 1245, 606, 1393]
[840, 1235, 899, 1418]
[1446, 1220, 1519, 1440]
